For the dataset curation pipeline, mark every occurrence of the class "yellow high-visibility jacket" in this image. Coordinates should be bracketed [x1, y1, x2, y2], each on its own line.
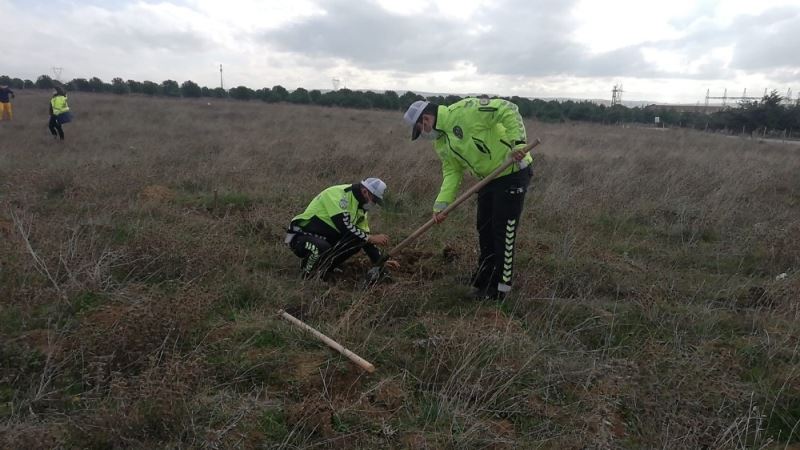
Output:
[51, 95, 70, 115]
[291, 184, 371, 240]
[430, 98, 532, 212]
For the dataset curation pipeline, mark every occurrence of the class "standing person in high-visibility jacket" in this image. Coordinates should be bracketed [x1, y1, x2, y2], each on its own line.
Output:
[48, 85, 71, 141]
[285, 178, 399, 280]
[403, 98, 533, 300]
[0, 84, 14, 121]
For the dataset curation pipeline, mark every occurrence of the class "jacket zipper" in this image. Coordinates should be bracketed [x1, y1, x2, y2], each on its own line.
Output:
[442, 132, 479, 175]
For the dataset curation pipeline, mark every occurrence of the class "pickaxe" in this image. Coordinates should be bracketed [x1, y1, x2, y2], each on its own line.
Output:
[366, 138, 541, 283]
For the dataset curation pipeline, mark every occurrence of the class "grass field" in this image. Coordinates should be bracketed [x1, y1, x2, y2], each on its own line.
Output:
[1, 90, 799, 448]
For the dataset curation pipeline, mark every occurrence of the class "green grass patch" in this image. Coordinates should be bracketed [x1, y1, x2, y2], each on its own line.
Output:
[0, 305, 25, 334]
[206, 347, 287, 390]
[110, 222, 137, 244]
[251, 329, 286, 349]
[765, 393, 800, 442]
[260, 408, 289, 441]
[69, 291, 107, 314]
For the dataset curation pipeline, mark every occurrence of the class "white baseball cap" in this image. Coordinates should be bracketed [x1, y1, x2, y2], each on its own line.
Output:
[403, 100, 429, 140]
[361, 178, 386, 205]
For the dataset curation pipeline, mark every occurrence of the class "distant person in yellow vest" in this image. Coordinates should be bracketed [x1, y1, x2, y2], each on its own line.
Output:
[285, 178, 399, 280]
[0, 84, 14, 120]
[48, 85, 72, 140]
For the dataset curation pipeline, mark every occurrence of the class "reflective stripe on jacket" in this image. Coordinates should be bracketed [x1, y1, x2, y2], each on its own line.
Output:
[431, 98, 533, 211]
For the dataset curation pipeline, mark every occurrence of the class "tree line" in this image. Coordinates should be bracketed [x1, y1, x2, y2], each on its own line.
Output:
[3, 74, 798, 136]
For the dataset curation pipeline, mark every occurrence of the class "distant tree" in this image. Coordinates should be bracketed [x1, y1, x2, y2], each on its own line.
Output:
[309, 89, 322, 104]
[35, 75, 55, 89]
[111, 77, 129, 95]
[604, 104, 626, 124]
[256, 88, 271, 101]
[0, 75, 10, 85]
[288, 87, 311, 104]
[562, 100, 596, 121]
[229, 85, 255, 100]
[426, 95, 445, 105]
[141, 81, 160, 96]
[211, 87, 227, 98]
[180, 80, 202, 98]
[23, 79, 34, 89]
[88, 77, 104, 92]
[270, 85, 289, 102]
[364, 91, 386, 109]
[201, 86, 211, 97]
[127, 79, 142, 94]
[335, 89, 371, 108]
[509, 96, 533, 118]
[383, 90, 400, 110]
[70, 78, 91, 92]
[444, 94, 462, 105]
[399, 91, 424, 109]
[161, 80, 180, 97]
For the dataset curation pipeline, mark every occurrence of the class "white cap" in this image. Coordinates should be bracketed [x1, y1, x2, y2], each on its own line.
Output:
[403, 100, 429, 140]
[361, 178, 386, 205]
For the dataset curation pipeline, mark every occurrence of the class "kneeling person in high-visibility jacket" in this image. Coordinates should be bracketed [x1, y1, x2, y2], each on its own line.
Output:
[285, 178, 399, 279]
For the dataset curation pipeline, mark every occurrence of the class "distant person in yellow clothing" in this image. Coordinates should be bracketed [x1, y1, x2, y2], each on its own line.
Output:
[48, 85, 71, 140]
[0, 84, 14, 120]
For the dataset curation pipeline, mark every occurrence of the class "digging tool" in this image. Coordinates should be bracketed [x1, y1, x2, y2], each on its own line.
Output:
[366, 138, 542, 283]
[278, 309, 376, 373]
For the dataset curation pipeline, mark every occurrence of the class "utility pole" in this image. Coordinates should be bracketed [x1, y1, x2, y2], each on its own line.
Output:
[219, 64, 224, 90]
[611, 84, 623, 106]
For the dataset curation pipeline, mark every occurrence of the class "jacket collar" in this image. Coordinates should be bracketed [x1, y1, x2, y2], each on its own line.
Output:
[433, 104, 451, 132]
[347, 183, 368, 208]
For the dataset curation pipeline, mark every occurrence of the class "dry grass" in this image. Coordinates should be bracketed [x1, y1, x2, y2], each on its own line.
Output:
[1, 90, 799, 448]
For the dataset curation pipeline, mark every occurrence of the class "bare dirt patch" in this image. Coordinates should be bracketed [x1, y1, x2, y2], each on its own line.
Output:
[138, 185, 175, 203]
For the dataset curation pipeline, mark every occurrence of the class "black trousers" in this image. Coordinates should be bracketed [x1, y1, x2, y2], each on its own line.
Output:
[48, 116, 64, 140]
[289, 233, 364, 278]
[471, 166, 532, 295]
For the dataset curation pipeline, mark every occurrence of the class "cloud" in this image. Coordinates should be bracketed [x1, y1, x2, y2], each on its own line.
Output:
[729, 7, 800, 71]
[260, 0, 466, 72]
[2, 0, 798, 103]
[261, 0, 660, 78]
[262, 0, 800, 82]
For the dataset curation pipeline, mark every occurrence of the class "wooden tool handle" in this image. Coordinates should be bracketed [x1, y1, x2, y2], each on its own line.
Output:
[383, 138, 541, 260]
[278, 310, 376, 373]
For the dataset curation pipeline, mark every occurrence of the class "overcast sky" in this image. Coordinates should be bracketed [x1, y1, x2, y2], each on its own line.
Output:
[4, 0, 799, 103]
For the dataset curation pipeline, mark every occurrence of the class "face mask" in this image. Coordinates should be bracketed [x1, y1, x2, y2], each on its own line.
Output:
[420, 130, 439, 140]
[363, 201, 376, 212]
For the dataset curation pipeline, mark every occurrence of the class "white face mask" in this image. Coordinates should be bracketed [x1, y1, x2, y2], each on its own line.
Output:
[420, 129, 439, 140]
[363, 201, 376, 212]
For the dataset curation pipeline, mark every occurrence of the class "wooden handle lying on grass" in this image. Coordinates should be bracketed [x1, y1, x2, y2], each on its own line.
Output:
[380, 138, 542, 263]
[278, 310, 376, 373]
